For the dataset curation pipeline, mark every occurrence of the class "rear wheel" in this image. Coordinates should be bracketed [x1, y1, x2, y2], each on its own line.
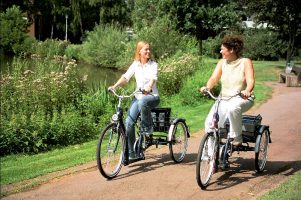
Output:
[96, 123, 125, 179]
[255, 129, 269, 173]
[169, 121, 188, 163]
[196, 133, 217, 189]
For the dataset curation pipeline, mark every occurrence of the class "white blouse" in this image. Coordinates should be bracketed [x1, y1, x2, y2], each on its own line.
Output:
[123, 60, 159, 99]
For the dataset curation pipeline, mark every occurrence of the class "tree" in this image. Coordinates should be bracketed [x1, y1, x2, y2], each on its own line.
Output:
[0, 5, 29, 54]
[246, 0, 301, 64]
[84, 0, 132, 27]
[131, 0, 243, 54]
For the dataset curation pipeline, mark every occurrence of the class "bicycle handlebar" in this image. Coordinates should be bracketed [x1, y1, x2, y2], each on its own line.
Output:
[202, 89, 255, 101]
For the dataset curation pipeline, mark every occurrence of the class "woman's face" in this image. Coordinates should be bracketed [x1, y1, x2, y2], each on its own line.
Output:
[139, 44, 150, 60]
[220, 44, 232, 60]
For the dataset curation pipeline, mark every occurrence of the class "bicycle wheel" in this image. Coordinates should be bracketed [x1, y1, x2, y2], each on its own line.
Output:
[196, 133, 217, 189]
[255, 128, 269, 173]
[169, 121, 188, 163]
[96, 123, 125, 179]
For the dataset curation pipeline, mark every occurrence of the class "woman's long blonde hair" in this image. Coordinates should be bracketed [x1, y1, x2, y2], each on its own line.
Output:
[134, 41, 149, 61]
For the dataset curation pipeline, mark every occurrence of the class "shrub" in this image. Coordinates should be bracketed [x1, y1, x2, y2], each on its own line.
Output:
[177, 60, 221, 105]
[243, 29, 287, 60]
[158, 51, 200, 96]
[65, 44, 81, 60]
[32, 39, 70, 59]
[0, 5, 30, 55]
[202, 37, 221, 58]
[79, 24, 127, 67]
[0, 58, 103, 155]
[135, 15, 183, 60]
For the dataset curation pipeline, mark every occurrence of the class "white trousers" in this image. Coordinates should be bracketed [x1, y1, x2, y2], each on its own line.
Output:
[205, 96, 254, 139]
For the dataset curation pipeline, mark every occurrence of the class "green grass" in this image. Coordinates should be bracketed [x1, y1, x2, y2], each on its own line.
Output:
[1, 140, 97, 184]
[0, 60, 292, 197]
[258, 170, 301, 200]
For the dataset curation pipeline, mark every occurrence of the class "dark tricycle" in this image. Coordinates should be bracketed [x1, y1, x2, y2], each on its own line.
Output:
[196, 90, 272, 189]
[96, 89, 190, 179]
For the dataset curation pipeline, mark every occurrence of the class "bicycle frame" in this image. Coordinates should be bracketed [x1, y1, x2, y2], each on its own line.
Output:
[204, 90, 246, 170]
[108, 89, 142, 165]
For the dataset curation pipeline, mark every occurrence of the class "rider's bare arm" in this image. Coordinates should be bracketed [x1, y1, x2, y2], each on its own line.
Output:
[241, 58, 255, 98]
[145, 79, 156, 93]
[109, 76, 128, 90]
[199, 59, 223, 93]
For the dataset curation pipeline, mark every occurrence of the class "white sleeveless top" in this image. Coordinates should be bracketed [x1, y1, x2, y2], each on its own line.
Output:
[221, 58, 246, 97]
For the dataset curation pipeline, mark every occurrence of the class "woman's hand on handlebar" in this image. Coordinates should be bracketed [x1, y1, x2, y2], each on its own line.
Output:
[143, 85, 152, 94]
[108, 86, 115, 92]
[240, 90, 252, 99]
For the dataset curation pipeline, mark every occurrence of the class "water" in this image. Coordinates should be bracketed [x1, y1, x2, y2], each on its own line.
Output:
[0, 55, 124, 87]
[77, 62, 124, 87]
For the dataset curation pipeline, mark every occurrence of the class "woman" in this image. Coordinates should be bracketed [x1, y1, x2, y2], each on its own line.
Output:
[109, 41, 160, 160]
[200, 34, 255, 146]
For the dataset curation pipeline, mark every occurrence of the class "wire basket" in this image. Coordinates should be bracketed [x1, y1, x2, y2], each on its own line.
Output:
[151, 108, 171, 133]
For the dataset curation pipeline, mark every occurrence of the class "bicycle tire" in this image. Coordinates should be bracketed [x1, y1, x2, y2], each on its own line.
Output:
[196, 133, 217, 189]
[255, 128, 269, 173]
[96, 123, 125, 179]
[169, 121, 188, 163]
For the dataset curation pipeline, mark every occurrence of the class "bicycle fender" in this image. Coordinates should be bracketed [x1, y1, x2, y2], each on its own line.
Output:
[167, 118, 190, 141]
[258, 125, 272, 143]
[255, 125, 271, 153]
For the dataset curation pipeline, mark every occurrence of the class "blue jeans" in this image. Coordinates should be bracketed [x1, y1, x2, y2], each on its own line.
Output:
[125, 95, 160, 155]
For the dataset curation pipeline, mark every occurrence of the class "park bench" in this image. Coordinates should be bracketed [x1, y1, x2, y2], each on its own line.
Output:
[279, 65, 301, 87]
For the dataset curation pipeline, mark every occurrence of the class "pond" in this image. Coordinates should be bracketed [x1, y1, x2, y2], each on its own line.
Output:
[0, 55, 124, 87]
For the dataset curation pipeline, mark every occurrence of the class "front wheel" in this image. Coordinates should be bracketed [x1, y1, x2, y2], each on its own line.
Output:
[169, 121, 189, 163]
[96, 123, 125, 179]
[255, 128, 269, 173]
[196, 133, 218, 189]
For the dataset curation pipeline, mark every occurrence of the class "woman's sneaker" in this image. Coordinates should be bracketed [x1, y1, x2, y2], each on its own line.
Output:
[142, 127, 153, 136]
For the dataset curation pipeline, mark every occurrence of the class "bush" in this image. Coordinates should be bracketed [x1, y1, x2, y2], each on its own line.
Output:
[243, 29, 287, 60]
[65, 44, 81, 60]
[202, 37, 221, 58]
[32, 39, 70, 59]
[79, 24, 127, 67]
[135, 15, 183, 60]
[0, 5, 30, 55]
[0, 58, 104, 155]
[12, 36, 37, 57]
[158, 51, 200, 96]
[177, 60, 221, 105]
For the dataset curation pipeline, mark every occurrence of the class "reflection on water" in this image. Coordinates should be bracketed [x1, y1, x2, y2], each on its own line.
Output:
[0, 55, 124, 88]
[77, 62, 124, 87]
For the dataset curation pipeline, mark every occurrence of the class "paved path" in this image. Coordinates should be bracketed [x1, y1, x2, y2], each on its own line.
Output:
[3, 82, 301, 200]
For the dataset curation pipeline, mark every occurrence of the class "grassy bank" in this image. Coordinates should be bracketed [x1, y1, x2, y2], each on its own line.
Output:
[1, 60, 285, 196]
[258, 170, 301, 200]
